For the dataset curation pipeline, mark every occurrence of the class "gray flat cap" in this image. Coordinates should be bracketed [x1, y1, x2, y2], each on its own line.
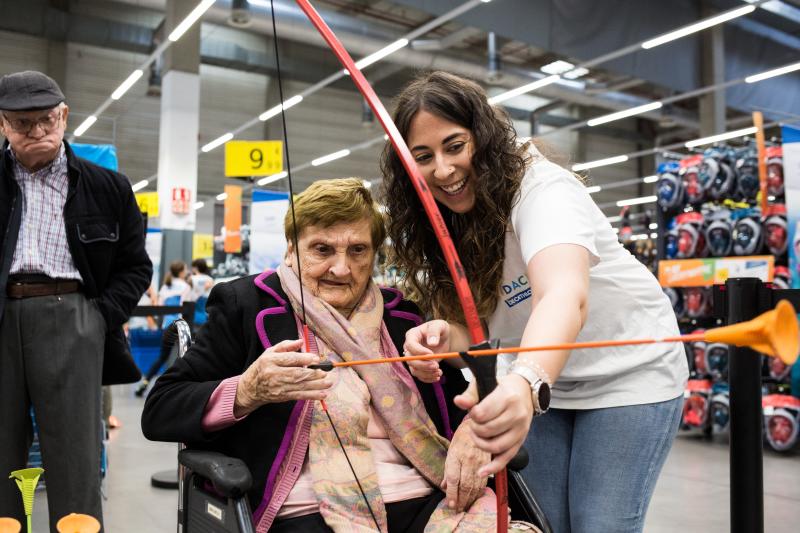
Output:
[0, 71, 65, 111]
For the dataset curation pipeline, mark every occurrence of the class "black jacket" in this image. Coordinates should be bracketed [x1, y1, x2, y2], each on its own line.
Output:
[141, 272, 468, 513]
[0, 140, 152, 384]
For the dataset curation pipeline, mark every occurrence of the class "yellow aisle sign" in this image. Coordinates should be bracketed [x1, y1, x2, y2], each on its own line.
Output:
[135, 192, 159, 217]
[193, 234, 213, 260]
[224, 141, 283, 178]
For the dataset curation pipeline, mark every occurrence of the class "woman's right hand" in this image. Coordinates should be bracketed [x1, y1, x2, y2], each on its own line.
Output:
[403, 320, 450, 383]
[234, 339, 332, 417]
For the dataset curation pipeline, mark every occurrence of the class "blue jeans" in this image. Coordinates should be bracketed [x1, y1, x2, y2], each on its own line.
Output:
[521, 396, 683, 533]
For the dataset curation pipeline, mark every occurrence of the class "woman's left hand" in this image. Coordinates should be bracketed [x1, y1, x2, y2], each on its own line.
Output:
[442, 422, 490, 511]
[454, 373, 534, 476]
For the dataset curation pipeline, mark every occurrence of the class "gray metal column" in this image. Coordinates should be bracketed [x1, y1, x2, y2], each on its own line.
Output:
[156, 0, 202, 280]
[698, 19, 726, 136]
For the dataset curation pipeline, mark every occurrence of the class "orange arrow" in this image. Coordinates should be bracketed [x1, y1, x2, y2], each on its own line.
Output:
[310, 300, 798, 370]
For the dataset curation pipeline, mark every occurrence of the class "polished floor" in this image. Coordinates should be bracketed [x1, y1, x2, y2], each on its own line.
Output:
[28, 386, 800, 532]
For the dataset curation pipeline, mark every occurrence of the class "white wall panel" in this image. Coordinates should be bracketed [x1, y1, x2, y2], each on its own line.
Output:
[0, 30, 48, 80]
[196, 63, 269, 196]
[64, 42, 160, 183]
[240, 79, 387, 194]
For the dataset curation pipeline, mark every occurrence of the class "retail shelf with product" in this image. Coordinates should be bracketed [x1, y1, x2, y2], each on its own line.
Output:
[653, 134, 798, 451]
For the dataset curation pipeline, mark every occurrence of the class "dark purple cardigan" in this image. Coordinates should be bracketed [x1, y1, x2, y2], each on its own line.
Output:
[141, 271, 468, 518]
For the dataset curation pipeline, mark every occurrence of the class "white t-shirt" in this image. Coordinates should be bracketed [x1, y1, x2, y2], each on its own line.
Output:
[186, 273, 214, 302]
[487, 147, 688, 409]
[158, 278, 189, 305]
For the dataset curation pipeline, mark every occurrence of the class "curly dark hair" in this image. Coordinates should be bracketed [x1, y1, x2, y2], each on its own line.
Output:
[380, 71, 533, 323]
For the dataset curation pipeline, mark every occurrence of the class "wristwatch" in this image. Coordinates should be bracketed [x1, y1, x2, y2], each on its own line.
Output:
[509, 364, 551, 416]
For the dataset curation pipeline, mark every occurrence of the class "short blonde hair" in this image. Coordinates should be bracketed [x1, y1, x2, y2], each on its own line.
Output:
[284, 178, 386, 247]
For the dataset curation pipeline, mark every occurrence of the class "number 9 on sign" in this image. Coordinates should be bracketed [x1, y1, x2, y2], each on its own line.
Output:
[224, 140, 283, 178]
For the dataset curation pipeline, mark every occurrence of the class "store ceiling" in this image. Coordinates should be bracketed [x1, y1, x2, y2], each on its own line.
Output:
[0, 0, 797, 209]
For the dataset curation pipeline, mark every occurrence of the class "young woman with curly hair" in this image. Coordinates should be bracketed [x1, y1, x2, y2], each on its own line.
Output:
[381, 71, 688, 533]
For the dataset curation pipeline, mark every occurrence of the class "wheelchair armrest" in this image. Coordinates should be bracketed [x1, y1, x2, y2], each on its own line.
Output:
[179, 449, 253, 499]
[507, 447, 529, 472]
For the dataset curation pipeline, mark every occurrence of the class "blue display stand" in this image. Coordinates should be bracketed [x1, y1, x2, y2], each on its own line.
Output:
[128, 329, 163, 373]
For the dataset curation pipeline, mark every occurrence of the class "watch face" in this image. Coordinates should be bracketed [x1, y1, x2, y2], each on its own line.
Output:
[539, 382, 551, 411]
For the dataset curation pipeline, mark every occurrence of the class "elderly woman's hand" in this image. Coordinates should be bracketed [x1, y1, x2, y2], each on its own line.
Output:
[442, 421, 490, 511]
[234, 339, 332, 417]
[454, 374, 534, 476]
[403, 320, 450, 383]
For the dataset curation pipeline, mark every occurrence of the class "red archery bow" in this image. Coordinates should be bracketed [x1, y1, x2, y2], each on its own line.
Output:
[291, 1, 510, 531]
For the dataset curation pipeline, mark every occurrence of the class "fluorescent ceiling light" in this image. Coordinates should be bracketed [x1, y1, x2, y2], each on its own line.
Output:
[684, 126, 758, 148]
[488, 75, 560, 105]
[649, 222, 659, 229]
[312, 149, 350, 166]
[642, 6, 756, 50]
[259, 95, 303, 121]
[74, 116, 97, 137]
[541, 60, 575, 75]
[572, 155, 629, 171]
[348, 39, 409, 73]
[193, 201, 205, 210]
[201, 132, 233, 153]
[642, 175, 659, 183]
[607, 215, 622, 223]
[541, 60, 590, 81]
[111, 70, 144, 100]
[585, 185, 602, 194]
[641, 4, 755, 49]
[650, 232, 658, 239]
[131, 179, 149, 192]
[168, 0, 216, 42]
[616, 195, 657, 207]
[587, 102, 663, 127]
[256, 171, 288, 186]
[745, 61, 800, 83]
[216, 192, 228, 201]
[361, 179, 373, 189]
[563, 67, 589, 80]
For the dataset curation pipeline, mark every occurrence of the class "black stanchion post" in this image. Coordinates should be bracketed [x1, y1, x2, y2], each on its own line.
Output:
[725, 278, 763, 533]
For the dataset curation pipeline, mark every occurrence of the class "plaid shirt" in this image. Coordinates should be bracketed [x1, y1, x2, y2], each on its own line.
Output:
[9, 143, 82, 280]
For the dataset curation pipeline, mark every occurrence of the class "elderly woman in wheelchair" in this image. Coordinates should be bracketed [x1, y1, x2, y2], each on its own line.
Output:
[142, 178, 513, 533]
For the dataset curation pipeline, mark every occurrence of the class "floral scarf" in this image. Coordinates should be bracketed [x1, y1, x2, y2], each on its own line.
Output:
[278, 262, 495, 532]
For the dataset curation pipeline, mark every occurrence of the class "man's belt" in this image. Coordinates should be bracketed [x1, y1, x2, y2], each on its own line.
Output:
[6, 280, 81, 299]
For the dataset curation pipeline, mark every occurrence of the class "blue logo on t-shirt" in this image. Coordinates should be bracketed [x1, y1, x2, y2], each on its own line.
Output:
[502, 275, 531, 307]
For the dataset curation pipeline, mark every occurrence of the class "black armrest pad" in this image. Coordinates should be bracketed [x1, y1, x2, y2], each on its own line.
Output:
[507, 447, 529, 472]
[179, 449, 253, 498]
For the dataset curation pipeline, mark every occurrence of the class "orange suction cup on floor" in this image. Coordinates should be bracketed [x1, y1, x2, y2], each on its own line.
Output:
[0, 518, 21, 533]
[705, 300, 799, 364]
[55, 514, 100, 533]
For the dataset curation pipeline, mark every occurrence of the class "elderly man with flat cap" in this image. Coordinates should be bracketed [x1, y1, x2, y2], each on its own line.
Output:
[0, 71, 151, 530]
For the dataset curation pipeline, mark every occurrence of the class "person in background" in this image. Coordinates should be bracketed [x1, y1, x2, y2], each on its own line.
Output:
[158, 260, 190, 309]
[126, 283, 159, 332]
[186, 258, 213, 326]
[134, 261, 189, 397]
[0, 71, 151, 530]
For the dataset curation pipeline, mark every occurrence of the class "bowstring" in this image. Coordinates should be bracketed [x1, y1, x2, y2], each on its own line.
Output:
[268, 2, 380, 530]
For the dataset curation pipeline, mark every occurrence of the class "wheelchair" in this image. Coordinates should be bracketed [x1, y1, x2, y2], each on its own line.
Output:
[165, 319, 552, 533]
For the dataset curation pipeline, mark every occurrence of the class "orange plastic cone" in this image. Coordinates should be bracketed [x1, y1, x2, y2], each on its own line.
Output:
[0, 518, 21, 533]
[705, 300, 799, 364]
[55, 514, 100, 533]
